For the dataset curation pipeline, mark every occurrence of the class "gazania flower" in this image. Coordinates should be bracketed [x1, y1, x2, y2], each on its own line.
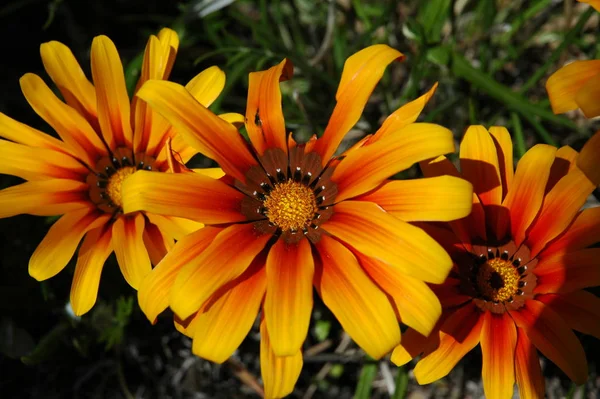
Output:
[0, 28, 229, 315]
[122, 45, 473, 398]
[392, 125, 600, 399]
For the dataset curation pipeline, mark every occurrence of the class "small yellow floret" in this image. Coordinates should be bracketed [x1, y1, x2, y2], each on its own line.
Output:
[264, 180, 317, 232]
[106, 166, 137, 209]
[476, 258, 520, 303]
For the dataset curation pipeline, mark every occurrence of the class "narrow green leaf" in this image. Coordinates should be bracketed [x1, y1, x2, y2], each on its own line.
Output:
[353, 361, 377, 399]
[391, 366, 409, 399]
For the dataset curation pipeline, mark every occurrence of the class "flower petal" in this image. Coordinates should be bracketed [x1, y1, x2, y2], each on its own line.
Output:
[260, 318, 303, 399]
[537, 291, 600, 339]
[315, 235, 400, 359]
[510, 299, 587, 384]
[488, 126, 513, 199]
[136, 80, 257, 182]
[312, 45, 404, 162]
[325, 201, 452, 284]
[191, 263, 266, 363]
[515, 329, 545, 399]
[40, 40, 97, 124]
[501, 144, 556, 246]
[0, 113, 67, 152]
[142, 222, 172, 266]
[575, 73, 600, 118]
[357, 176, 473, 222]
[414, 303, 483, 384]
[138, 227, 220, 323]
[70, 225, 112, 316]
[545, 145, 578, 193]
[186, 66, 226, 107]
[112, 213, 152, 289]
[264, 239, 314, 356]
[390, 327, 429, 366]
[359, 253, 441, 337]
[91, 35, 133, 148]
[480, 311, 517, 399]
[332, 123, 454, 201]
[534, 248, 600, 294]
[170, 223, 271, 320]
[29, 207, 110, 281]
[122, 170, 246, 224]
[546, 60, 600, 114]
[245, 59, 292, 155]
[0, 179, 89, 218]
[526, 168, 595, 257]
[540, 207, 600, 258]
[19, 73, 107, 166]
[578, 130, 600, 186]
[145, 213, 203, 241]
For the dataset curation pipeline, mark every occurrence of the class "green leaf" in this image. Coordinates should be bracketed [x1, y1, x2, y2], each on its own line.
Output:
[353, 361, 377, 399]
[21, 322, 69, 365]
[417, 0, 451, 43]
[314, 320, 331, 342]
[391, 366, 409, 399]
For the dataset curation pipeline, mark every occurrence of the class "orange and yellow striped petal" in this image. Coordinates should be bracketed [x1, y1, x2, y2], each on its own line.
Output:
[545, 145, 578, 193]
[29, 207, 110, 281]
[170, 223, 271, 320]
[91, 35, 133, 148]
[537, 291, 600, 339]
[145, 213, 203, 241]
[534, 248, 600, 294]
[546, 60, 600, 114]
[515, 329, 545, 399]
[332, 123, 454, 201]
[510, 300, 587, 384]
[260, 319, 303, 399]
[480, 311, 517, 399]
[112, 213, 152, 289]
[122, 171, 246, 224]
[488, 126, 513, 198]
[245, 59, 292, 155]
[574, 73, 600, 118]
[142, 222, 172, 266]
[578, 130, 600, 186]
[0, 179, 89, 218]
[390, 327, 430, 366]
[357, 176, 472, 222]
[136, 80, 257, 182]
[70, 225, 113, 316]
[264, 239, 314, 356]
[0, 113, 67, 153]
[539, 207, 600, 258]
[325, 201, 452, 284]
[313, 45, 404, 162]
[315, 235, 400, 359]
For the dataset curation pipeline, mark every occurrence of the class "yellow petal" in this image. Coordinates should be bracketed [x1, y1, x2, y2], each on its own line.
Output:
[0, 112, 67, 153]
[112, 213, 152, 289]
[575, 72, 600, 118]
[70, 225, 112, 316]
[219, 112, 245, 129]
[313, 45, 404, 162]
[546, 60, 600, 114]
[186, 66, 226, 108]
[515, 329, 545, 399]
[315, 234, 400, 359]
[145, 213, 203, 241]
[156, 27, 179, 78]
[578, 130, 600, 186]
[480, 311, 517, 399]
[488, 126, 513, 199]
[143, 222, 172, 265]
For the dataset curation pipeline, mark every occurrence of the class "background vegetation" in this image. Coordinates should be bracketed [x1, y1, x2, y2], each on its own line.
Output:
[0, 0, 598, 397]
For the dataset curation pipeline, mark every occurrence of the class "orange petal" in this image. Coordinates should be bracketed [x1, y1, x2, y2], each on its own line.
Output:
[545, 145, 578, 193]
[264, 239, 314, 356]
[142, 222, 172, 266]
[510, 300, 587, 384]
[0, 113, 67, 153]
[170, 223, 271, 319]
[112, 213, 152, 290]
[29, 207, 110, 281]
[575, 72, 600, 118]
[539, 207, 600, 258]
[515, 329, 545, 399]
[357, 176, 473, 222]
[546, 60, 600, 114]
[526, 168, 595, 257]
[70, 225, 112, 316]
[156, 28, 179, 78]
[0, 179, 89, 218]
[488, 126, 513, 199]
[325, 201, 452, 284]
[138, 227, 220, 323]
[312, 45, 404, 162]
[371, 83, 438, 142]
[136, 80, 257, 182]
[19, 73, 107, 166]
[502, 144, 556, 246]
[460, 125, 503, 207]
[122, 171, 246, 224]
[414, 303, 483, 384]
[579, 0, 600, 11]
[537, 291, 600, 339]
[245, 59, 292, 155]
[578, 130, 600, 186]
[145, 213, 203, 241]
[534, 248, 600, 294]
[260, 318, 303, 399]
[40, 40, 97, 124]
[480, 311, 517, 399]
[90, 35, 133, 148]
[332, 123, 454, 201]
[390, 327, 429, 366]
[315, 235, 400, 359]
[360, 253, 441, 337]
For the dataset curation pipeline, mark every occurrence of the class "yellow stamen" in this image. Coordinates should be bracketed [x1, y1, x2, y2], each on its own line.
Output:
[106, 166, 137, 209]
[476, 258, 520, 302]
[264, 180, 317, 232]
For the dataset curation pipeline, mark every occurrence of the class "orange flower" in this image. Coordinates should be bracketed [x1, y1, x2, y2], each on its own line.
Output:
[392, 126, 600, 399]
[123, 45, 473, 398]
[0, 28, 229, 315]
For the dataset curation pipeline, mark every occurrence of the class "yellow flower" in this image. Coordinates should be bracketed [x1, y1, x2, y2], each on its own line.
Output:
[123, 45, 473, 398]
[0, 28, 227, 315]
[393, 126, 600, 399]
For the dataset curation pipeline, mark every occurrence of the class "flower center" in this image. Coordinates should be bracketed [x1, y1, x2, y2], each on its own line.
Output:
[263, 180, 318, 232]
[476, 258, 520, 303]
[105, 166, 137, 209]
